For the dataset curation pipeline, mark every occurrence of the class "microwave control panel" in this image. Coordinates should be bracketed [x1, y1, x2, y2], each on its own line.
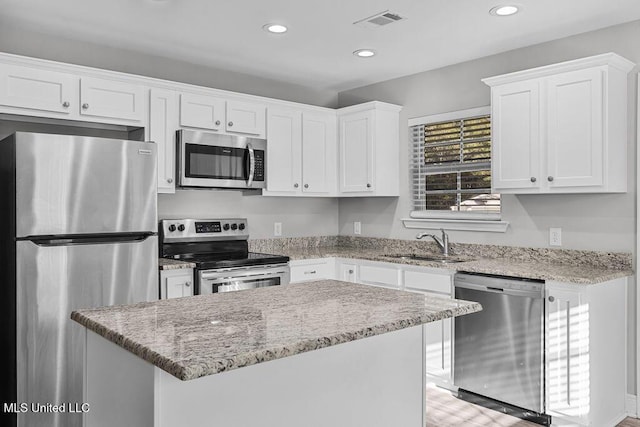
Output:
[254, 151, 265, 181]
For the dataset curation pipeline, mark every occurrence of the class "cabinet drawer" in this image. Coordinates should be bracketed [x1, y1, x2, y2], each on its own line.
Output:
[359, 264, 399, 288]
[290, 260, 333, 283]
[404, 270, 451, 295]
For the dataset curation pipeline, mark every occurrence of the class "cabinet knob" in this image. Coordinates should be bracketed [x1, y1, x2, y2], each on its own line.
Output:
[228, 121, 233, 127]
[167, 178, 173, 184]
[366, 183, 372, 188]
[304, 184, 309, 188]
[185, 281, 191, 287]
[547, 176, 554, 182]
[294, 183, 299, 188]
[530, 177, 537, 183]
[82, 103, 89, 110]
[548, 296, 555, 302]
[215, 120, 221, 126]
[348, 269, 354, 274]
[62, 101, 70, 108]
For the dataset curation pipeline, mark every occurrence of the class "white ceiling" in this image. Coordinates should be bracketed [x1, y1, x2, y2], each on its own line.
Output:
[2, 0, 640, 91]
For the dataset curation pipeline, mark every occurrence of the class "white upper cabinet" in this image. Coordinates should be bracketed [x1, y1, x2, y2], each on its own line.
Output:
[179, 93, 266, 138]
[149, 88, 178, 193]
[337, 102, 401, 197]
[0, 64, 78, 116]
[264, 107, 336, 197]
[265, 107, 302, 194]
[79, 77, 145, 123]
[226, 100, 266, 137]
[484, 53, 634, 194]
[179, 92, 225, 131]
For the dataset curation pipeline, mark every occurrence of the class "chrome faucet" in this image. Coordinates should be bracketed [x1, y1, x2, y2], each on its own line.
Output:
[416, 228, 449, 256]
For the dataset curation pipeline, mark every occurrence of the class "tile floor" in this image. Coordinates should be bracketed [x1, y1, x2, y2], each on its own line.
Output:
[425, 385, 640, 427]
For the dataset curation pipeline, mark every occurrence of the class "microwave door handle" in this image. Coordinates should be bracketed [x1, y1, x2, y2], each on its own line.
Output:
[247, 143, 255, 186]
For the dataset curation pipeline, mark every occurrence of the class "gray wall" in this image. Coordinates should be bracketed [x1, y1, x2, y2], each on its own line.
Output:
[338, 20, 639, 394]
[158, 191, 339, 239]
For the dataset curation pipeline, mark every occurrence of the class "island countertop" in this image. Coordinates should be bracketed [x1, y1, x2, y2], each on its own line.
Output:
[71, 280, 481, 381]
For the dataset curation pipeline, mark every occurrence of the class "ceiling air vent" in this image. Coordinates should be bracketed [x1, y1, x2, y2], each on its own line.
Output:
[354, 10, 406, 28]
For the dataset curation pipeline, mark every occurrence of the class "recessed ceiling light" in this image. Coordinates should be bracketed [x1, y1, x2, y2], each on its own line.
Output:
[354, 49, 376, 58]
[263, 23, 288, 34]
[489, 5, 520, 16]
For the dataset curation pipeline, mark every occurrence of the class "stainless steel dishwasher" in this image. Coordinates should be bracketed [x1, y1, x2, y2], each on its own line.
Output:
[454, 272, 550, 426]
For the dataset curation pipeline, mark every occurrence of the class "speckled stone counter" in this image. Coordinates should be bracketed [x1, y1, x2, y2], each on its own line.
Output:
[250, 236, 633, 285]
[158, 258, 195, 270]
[71, 280, 481, 381]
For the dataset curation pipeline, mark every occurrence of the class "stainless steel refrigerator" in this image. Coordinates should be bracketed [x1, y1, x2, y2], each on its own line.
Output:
[0, 132, 158, 427]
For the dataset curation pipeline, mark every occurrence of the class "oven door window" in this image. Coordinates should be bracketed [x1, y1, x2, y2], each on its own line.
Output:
[185, 143, 248, 181]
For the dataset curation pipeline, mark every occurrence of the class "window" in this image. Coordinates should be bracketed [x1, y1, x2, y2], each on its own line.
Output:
[410, 107, 501, 220]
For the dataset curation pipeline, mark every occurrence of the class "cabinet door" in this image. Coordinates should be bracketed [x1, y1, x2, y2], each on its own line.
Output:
[302, 112, 336, 194]
[338, 263, 357, 282]
[339, 110, 375, 193]
[226, 100, 266, 136]
[0, 64, 78, 115]
[266, 107, 302, 193]
[546, 286, 589, 422]
[150, 88, 178, 193]
[546, 68, 604, 189]
[180, 93, 225, 130]
[491, 80, 541, 191]
[79, 77, 145, 123]
[161, 270, 193, 299]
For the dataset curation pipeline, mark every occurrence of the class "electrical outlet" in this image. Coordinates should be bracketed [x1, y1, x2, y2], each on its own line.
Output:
[549, 228, 562, 246]
[354, 221, 361, 235]
[274, 222, 282, 237]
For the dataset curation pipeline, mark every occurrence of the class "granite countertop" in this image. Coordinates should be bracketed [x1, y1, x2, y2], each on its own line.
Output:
[159, 258, 196, 270]
[71, 280, 481, 381]
[272, 246, 632, 285]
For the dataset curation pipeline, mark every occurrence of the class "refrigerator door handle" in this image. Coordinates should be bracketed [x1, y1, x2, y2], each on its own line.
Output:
[26, 232, 156, 247]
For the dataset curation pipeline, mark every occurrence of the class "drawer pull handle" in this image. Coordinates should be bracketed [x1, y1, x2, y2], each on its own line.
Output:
[304, 270, 317, 274]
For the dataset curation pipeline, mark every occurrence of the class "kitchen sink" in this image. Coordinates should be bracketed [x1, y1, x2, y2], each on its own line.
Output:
[384, 254, 470, 264]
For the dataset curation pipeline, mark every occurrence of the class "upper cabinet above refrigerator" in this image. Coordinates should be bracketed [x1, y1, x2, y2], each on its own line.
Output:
[483, 53, 635, 194]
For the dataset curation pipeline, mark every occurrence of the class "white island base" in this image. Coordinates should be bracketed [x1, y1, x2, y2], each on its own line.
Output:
[83, 325, 425, 427]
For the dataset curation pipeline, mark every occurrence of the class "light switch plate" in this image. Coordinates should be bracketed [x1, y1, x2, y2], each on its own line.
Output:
[549, 228, 562, 246]
[354, 221, 361, 235]
[274, 222, 282, 237]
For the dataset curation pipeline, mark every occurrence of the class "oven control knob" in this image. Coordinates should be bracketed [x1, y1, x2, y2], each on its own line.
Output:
[231, 223, 238, 230]
[177, 224, 185, 232]
[168, 224, 176, 232]
[223, 223, 230, 231]
[238, 223, 245, 231]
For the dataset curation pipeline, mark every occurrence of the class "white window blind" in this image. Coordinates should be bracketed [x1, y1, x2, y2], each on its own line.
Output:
[410, 110, 500, 219]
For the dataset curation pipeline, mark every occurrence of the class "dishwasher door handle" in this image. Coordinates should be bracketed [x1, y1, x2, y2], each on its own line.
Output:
[455, 280, 543, 298]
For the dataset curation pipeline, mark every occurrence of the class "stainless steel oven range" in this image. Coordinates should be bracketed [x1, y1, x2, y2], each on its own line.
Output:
[160, 218, 289, 294]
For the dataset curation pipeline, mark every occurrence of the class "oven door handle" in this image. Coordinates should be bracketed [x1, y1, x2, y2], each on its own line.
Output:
[201, 269, 286, 281]
[247, 143, 255, 187]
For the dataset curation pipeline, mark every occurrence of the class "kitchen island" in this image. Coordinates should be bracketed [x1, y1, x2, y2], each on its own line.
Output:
[71, 280, 481, 427]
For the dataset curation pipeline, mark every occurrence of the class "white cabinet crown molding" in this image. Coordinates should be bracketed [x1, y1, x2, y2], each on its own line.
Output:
[482, 52, 634, 86]
[337, 100, 402, 114]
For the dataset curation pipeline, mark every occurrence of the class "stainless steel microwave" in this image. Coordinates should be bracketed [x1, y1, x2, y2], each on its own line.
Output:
[177, 130, 266, 189]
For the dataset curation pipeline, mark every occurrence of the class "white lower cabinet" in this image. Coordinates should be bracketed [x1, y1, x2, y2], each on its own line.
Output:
[337, 261, 357, 282]
[358, 263, 400, 289]
[159, 269, 194, 299]
[289, 258, 334, 283]
[545, 278, 627, 427]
